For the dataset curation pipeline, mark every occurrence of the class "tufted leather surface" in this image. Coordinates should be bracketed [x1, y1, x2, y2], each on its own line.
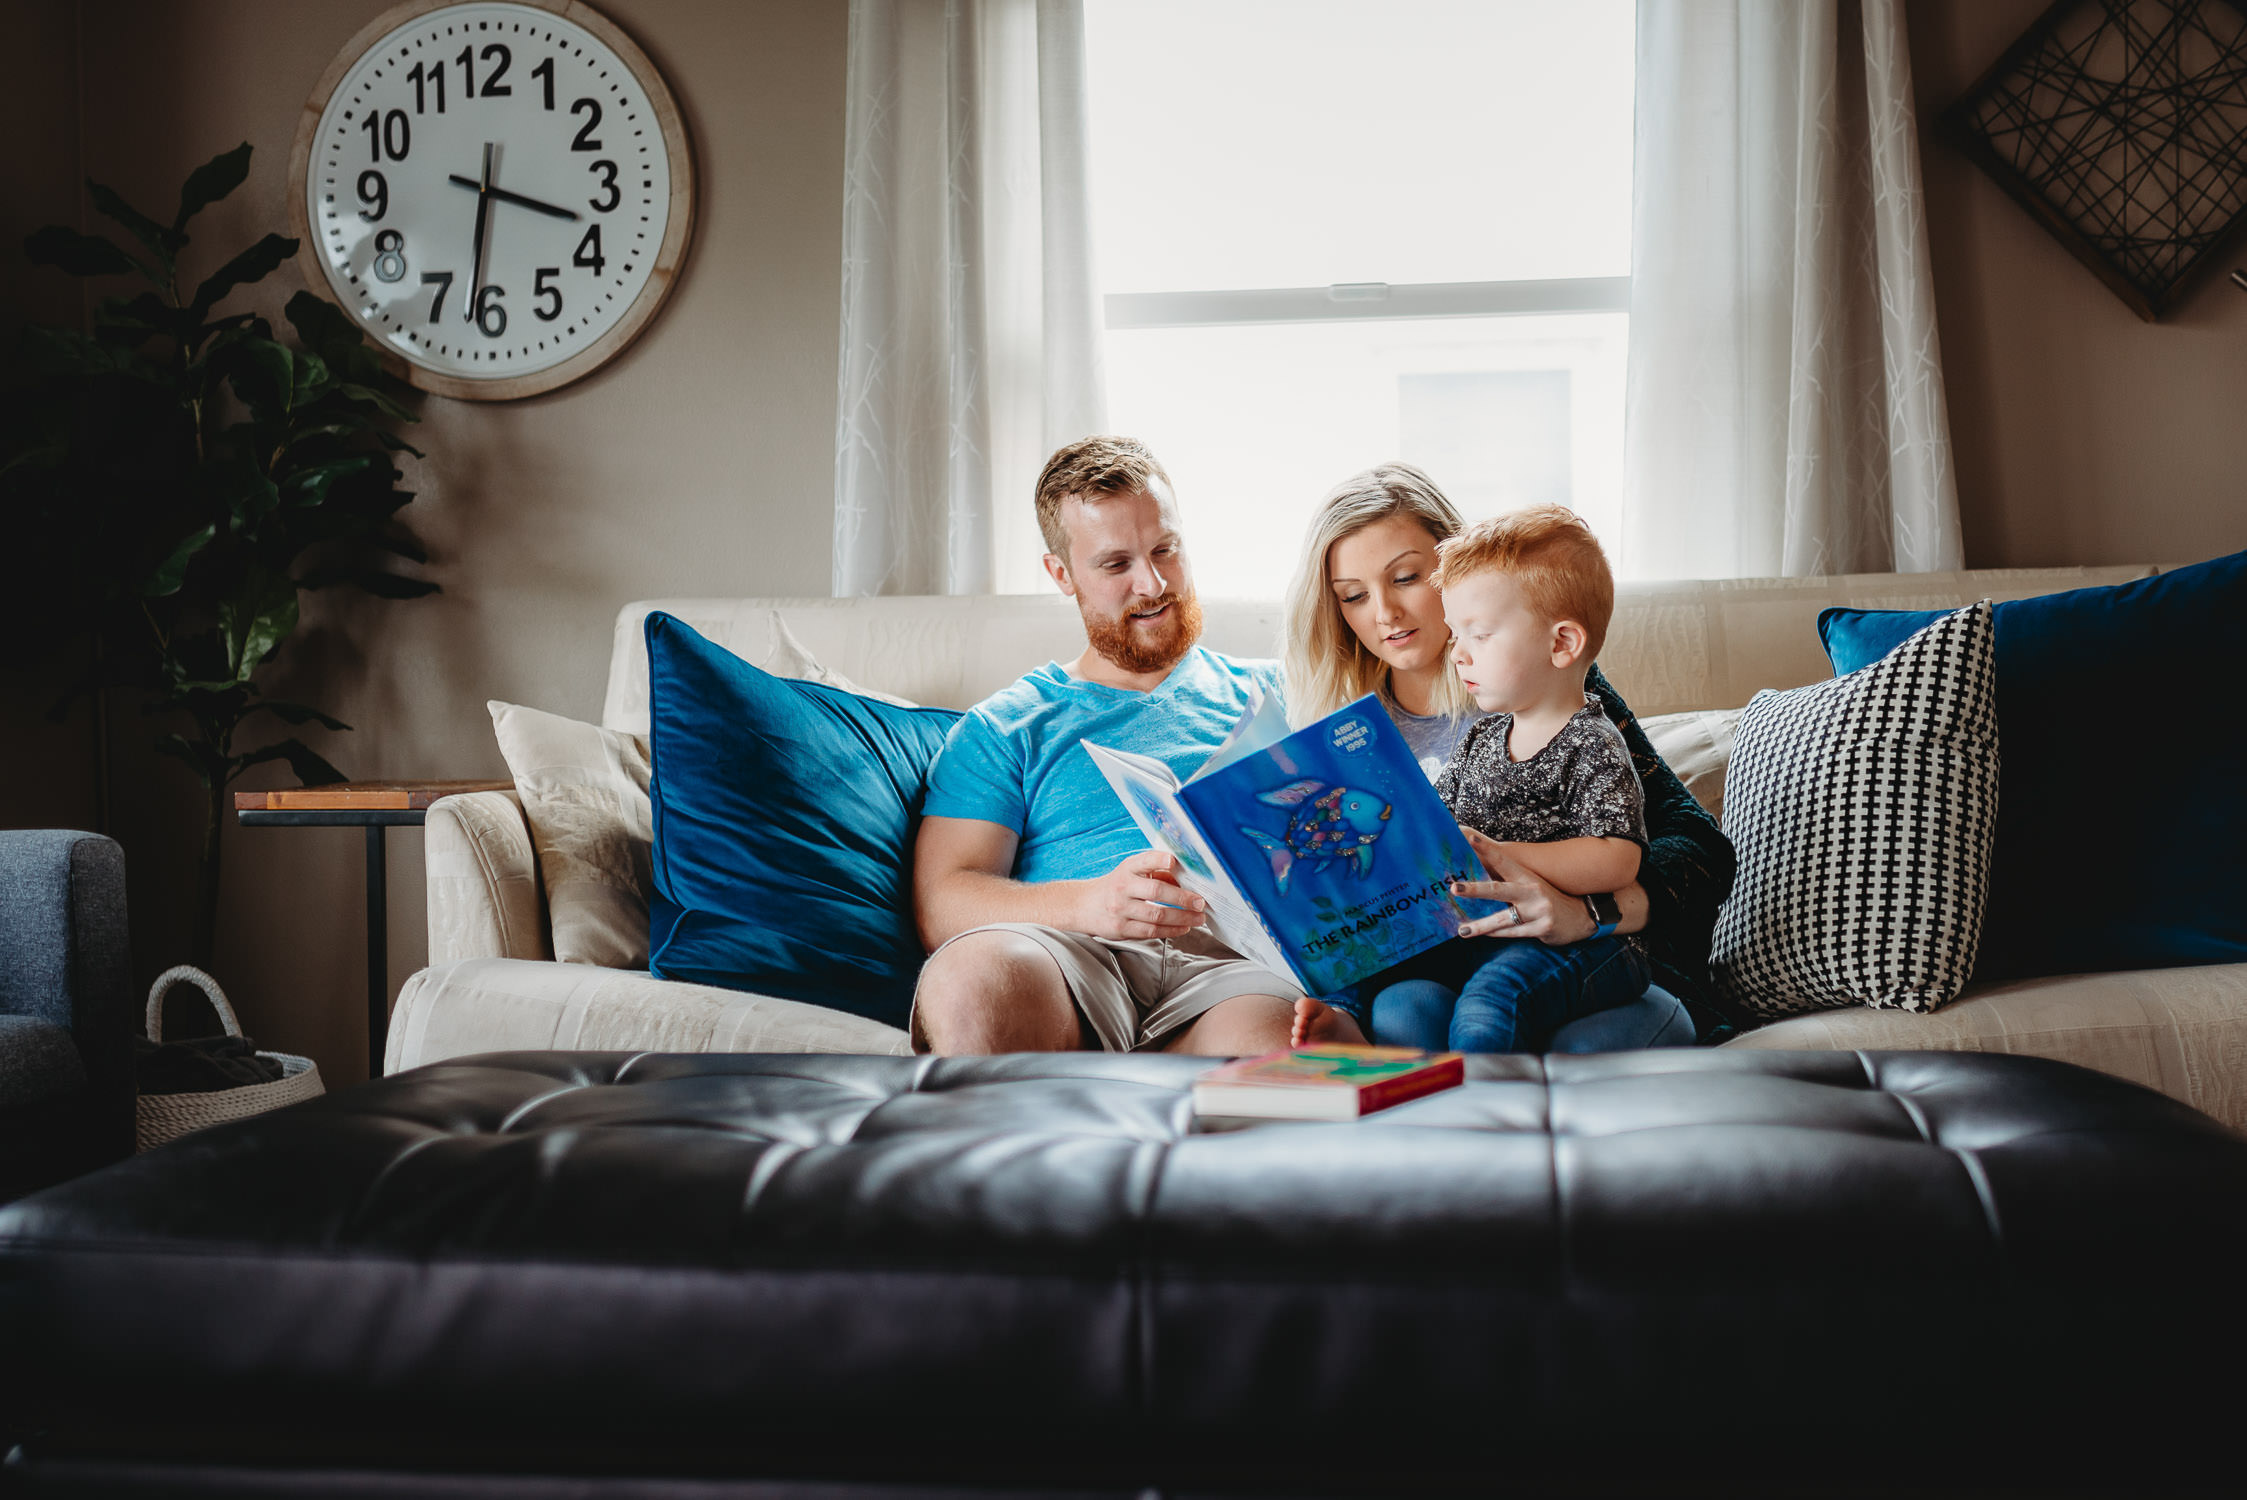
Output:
[4, 1049, 2245, 1487]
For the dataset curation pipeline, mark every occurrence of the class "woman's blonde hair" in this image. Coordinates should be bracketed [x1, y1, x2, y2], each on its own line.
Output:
[1282, 462, 1477, 727]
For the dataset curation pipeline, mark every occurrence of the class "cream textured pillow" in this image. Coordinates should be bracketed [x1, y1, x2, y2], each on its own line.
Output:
[487, 701, 654, 969]
[1637, 708, 1742, 823]
[488, 628, 914, 971]
[760, 611, 919, 707]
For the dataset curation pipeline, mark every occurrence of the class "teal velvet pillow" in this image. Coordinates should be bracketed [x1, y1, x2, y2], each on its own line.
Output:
[644, 612, 963, 1028]
[1814, 551, 2247, 980]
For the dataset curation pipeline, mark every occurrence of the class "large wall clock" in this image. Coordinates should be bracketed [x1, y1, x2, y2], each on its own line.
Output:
[288, 0, 694, 401]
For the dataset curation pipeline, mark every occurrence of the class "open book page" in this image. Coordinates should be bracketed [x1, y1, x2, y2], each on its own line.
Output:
[1191, 687, 1293, 782]
[1079, 741, 1299, 982]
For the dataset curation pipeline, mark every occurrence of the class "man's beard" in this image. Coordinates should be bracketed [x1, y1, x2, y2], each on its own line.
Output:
[1081, 589, 1204, 675]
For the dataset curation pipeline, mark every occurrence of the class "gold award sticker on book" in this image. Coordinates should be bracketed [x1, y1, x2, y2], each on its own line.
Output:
[290, 0, 695, 401]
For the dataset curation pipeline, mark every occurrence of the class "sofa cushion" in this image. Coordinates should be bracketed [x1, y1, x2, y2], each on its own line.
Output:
[1713, 603, 2000, 1019]
[761, 609, 919, 707]
[1723, 961, 2247, 1131]
[487, 702, 654, 969]
[644, 612, 963, 1029]
[0, 1016, 85, 1109]
[385, 958, 910, 1073]
[1815, 549, 2247, 981]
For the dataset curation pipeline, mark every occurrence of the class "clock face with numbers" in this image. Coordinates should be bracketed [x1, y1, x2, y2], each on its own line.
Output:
[289, 0, 693, 401]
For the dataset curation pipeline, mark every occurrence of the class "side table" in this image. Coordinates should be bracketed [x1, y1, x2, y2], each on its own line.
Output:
[234, 781, 510, 1077]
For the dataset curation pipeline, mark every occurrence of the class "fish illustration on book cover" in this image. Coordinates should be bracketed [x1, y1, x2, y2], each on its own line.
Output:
[1237, 780, 1393, 893]
[1080, 692, 1495, 994]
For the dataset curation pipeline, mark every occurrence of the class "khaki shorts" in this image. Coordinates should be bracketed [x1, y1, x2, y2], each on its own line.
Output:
[912, 923, 1305, 1053]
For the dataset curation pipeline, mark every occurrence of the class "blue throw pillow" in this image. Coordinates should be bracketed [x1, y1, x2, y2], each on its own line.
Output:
[644, 612, 963, 1028]
[1814, 551, 2247, 980]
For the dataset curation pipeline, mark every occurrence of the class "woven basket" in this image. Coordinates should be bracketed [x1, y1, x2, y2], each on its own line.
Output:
[135, 965, 325, 1152]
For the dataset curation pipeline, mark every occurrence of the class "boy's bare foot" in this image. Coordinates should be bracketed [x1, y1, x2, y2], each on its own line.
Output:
[1291, 997, 1356, 1046]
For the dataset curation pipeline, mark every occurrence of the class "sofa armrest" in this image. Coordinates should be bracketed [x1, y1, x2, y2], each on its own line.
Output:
[425, 792, 551, 964]
[0, 830, 134, 1167]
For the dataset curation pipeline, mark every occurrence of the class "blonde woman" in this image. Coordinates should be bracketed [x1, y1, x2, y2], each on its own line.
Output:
[1280, 464, 1736, 1049]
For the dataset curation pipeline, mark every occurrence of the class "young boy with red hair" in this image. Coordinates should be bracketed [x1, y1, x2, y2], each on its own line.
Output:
[1296, 504, 1651, 1053]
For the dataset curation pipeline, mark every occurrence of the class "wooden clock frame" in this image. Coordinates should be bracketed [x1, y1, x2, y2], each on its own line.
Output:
[287, 0, 696, 400]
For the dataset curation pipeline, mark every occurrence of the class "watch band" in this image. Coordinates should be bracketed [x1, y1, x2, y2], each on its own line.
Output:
[1581, 891, 1622, 940]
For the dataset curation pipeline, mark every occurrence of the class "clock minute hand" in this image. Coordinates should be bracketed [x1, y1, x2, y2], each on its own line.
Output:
[465, 142, 493, 325]
[447, 175, 581, 222]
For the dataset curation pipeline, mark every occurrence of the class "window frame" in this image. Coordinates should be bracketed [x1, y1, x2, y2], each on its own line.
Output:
[1104, 276, 1630, 332]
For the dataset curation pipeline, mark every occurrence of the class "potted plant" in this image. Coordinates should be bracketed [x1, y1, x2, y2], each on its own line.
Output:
[3, 143, 436, 969]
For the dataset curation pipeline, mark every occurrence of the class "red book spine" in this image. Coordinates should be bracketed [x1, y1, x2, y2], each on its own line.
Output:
[1356, 1055, 1464, 1114]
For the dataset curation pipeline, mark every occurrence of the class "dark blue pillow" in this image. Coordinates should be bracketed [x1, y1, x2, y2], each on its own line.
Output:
[1814, 551, 2247, 981]
[644, 612, 963, 1028]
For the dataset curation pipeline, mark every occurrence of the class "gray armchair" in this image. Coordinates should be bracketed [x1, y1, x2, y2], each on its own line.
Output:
[0, 831, 134, 1201]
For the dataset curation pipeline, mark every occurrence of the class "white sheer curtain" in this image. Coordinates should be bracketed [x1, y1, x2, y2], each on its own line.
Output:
[833, 0, 1107, 597]
[1622, 0, 1963, 580]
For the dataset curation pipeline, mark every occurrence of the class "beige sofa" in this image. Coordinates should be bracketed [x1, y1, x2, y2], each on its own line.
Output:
[394, 565, 2247, 1128]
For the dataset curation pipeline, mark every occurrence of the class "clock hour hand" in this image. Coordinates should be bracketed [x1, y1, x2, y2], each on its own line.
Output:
[465, 142, 493, 325]
[446, 175, 581, 222]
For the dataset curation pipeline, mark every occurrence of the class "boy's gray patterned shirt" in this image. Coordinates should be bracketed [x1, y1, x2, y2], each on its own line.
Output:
[1434, 694, 1649, 850]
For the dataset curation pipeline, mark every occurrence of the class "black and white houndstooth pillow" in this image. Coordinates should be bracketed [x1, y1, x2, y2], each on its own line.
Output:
[1711, 602, 1999, 1020]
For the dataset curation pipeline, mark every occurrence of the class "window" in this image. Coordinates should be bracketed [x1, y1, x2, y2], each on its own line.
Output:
[1070, 0, 1635, 598]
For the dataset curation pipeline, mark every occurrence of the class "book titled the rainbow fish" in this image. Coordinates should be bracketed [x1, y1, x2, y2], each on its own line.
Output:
[1192, 1045, 1465, 1121]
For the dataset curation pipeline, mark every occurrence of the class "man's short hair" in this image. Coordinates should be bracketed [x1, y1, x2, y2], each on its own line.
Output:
[1431, 504, 1616, 660]
[1034, 436, 1173, 561]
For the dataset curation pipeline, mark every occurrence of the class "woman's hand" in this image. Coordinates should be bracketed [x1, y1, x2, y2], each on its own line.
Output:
[1449, 828, 1598, 946]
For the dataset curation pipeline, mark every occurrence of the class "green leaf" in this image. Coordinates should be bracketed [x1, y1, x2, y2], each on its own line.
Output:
[206, 450, 282, 532]
[24, 225, 148, 281]
[143, 523, 216, 597]
[289, 349, 332, 405]
[190, 232, 297, 317]
[284, 290, 362, 360]
[233, 737, 347, 788]
[88, 289, 185, 348]
[187, 315, 269, 375]
[224, 336, 295, 418]
[86, 180, 181, 266]
[216, 565, 299, 681]
[337, 383, 417, 423]
[245, 699, 351, 733]
[175, 143, 252, 229]
[185, 309, 260, 357]
[280, 453, 378, 505]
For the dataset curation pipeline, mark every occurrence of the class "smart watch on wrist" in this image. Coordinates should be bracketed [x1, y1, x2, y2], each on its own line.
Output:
[1582, 891, 1623, 940]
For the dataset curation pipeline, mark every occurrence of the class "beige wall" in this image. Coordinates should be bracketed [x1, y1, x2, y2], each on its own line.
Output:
[6, 0, 846, 1081]
[8, 0, 2242, 1086]
[1908, 0, 2247, 568]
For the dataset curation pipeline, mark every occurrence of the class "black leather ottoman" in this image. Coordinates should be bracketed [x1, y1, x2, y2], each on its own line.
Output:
[3, 1049, 2244, 1497]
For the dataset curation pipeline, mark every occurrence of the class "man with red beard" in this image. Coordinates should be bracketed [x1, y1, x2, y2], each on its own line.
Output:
[911, 436, 1368, 1055]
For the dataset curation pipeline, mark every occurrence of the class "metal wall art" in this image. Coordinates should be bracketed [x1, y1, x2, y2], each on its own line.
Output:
[1944, 0, 2247, 320]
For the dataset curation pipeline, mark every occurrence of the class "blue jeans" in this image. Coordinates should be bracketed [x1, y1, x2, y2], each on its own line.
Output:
[1367, 938, 1654, 1054]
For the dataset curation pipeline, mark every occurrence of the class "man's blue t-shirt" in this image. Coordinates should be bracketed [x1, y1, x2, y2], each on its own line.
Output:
[922, 646, 1281, 884]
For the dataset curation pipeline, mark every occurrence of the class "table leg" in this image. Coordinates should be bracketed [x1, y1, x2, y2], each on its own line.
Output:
[365, 825, 387, 1079]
